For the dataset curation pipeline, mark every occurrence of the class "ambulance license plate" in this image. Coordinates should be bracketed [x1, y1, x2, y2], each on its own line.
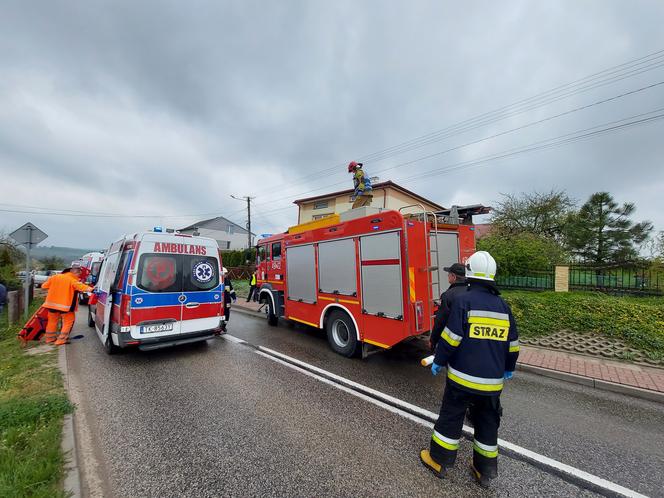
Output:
[140, 323, 173, 334]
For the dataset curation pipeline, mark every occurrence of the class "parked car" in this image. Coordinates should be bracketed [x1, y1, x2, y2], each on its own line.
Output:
[33, 270, 61, 288]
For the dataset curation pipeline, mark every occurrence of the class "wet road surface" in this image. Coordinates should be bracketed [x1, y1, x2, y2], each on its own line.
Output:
[64, 308, 663, 497]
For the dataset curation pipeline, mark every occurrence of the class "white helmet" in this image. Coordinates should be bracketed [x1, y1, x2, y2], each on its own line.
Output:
[465, 251, 497, 281]
[222, 267, 228, 275]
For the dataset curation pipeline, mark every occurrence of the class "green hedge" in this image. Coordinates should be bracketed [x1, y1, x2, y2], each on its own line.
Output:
[503, 291, 664, 360]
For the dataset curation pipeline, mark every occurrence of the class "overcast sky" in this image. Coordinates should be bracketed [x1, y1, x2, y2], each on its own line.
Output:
[1, 0, 664, 249]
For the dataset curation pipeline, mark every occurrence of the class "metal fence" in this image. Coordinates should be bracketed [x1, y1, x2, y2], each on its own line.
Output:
[569, 264, 663, 296]
[495, 269, 555, 291]
[226, 265, 255, 281]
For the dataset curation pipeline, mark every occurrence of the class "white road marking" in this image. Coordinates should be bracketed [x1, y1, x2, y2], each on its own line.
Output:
[228, 337, 648, 498]
[222, 334, 247, 344]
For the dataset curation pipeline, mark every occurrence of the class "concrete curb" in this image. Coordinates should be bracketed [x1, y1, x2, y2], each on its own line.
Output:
[58, 347, 82, 498]
[233, 305, 664, 405]
[517, 363, 664, 404]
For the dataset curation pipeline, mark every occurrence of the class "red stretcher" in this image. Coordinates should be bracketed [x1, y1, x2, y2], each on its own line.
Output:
[18, 306, 49, 346]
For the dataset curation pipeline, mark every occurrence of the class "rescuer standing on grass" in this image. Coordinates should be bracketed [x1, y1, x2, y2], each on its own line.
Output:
[348, 161, 373, 208]
[429, 263, 467, 352]
[42, 263, 94, 346]
[420, 251, 519, 488]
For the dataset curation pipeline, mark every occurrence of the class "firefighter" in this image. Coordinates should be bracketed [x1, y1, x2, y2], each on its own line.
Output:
[429, 262, 467, 352]
[42, 263, 94, 346]
[420, 251, 519, 488]
[246, 270, 257, 302]
[348, 161, 373, 208]
[222, 267, 236, 326]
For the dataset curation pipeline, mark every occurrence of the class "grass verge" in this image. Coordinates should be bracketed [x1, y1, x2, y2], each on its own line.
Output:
[0, 301, 73, 498]
[503, 291, 664, 361]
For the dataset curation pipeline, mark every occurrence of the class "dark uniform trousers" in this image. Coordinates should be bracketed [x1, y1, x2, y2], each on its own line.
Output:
[430, 383, 502, 477]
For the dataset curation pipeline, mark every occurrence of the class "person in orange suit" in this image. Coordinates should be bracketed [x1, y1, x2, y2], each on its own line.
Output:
[42, 263, 93, 346]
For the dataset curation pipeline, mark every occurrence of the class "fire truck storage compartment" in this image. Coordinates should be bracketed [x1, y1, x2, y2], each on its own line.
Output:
[360, 231, 403, 319]
[430, 231, 460, 294]
[285, 244, 317, 304]
[318, 238, 357, 296]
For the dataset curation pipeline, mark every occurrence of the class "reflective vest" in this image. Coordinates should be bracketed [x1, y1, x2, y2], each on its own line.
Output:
[251, 273, 256, 285]
[42, 273, 93, 312]
[433, 281, 519, 396]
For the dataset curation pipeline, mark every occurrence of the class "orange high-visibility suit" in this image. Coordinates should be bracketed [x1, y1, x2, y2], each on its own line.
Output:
[42, 272, 93, 345]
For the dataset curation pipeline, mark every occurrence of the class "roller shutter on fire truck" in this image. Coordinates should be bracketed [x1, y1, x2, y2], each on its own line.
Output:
[317, 238, 357, 296]
[359, 231, 403, 320]
[286, 244, 317, 304]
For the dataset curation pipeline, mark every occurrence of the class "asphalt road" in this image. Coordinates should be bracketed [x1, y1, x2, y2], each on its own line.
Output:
[65, 308, 663, 497]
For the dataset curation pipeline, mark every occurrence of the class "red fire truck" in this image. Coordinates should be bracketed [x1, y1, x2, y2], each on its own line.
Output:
[256, 205, 480, 358]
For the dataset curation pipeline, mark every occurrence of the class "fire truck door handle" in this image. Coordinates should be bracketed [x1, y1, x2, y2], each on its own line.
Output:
[185, 302, 200, 309]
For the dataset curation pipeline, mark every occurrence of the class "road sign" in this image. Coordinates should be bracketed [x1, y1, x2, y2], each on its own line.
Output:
[9, 222, 48, 248]
[9, 222, 48, 319]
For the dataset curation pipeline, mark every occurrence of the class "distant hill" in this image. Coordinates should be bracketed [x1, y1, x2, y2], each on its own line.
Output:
[22, 245, 103, 263]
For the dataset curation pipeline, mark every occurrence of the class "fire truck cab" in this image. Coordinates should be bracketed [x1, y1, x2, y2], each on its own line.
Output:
[256, 206, 477, 358]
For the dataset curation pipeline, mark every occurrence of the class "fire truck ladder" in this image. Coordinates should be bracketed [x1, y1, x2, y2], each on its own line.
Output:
[399, 205, 441, 332]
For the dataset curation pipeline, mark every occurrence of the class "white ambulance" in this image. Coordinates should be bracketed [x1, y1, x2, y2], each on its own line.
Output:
[89, 229, 225, 353]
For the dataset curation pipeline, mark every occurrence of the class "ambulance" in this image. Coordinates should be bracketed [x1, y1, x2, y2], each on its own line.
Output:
[77, 251, 105, 304]
[89, 229, 225, 354]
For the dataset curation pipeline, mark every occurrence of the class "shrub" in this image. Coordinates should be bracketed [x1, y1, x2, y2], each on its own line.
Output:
[503, 291, 664, 359]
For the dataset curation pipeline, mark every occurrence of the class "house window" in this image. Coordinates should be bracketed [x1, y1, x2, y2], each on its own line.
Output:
[225, 241, 231, 250]
[313, 200, 329, 210]
[312, 214, 332, 220]
[227, 225, 234, 235]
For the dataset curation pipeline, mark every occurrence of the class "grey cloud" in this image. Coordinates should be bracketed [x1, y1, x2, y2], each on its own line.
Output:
[2, 0, 664, 248]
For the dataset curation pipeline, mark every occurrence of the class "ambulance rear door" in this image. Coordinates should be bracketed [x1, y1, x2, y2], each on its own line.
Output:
[95, 239, 124, 340]
[180, 238, 223, 334]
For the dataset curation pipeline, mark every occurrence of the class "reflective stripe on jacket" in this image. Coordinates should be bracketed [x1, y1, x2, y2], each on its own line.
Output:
[42, 273, 93, 312]
[433, 281, 519, 396]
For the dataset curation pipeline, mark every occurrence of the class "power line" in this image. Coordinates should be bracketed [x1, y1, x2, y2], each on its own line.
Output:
[251, 106, 664, 218]
[242, 48, 664, 201]
[245, 80, 664, 211]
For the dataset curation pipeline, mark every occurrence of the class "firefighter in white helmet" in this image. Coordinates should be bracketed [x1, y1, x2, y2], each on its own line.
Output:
[420, 251, 519, 488]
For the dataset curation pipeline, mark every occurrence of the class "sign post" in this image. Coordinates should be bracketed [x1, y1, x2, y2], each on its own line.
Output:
[9, 223, 48, 319]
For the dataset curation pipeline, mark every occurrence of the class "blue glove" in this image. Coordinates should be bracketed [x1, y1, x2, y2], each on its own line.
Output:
[504, 371, 514, 380]
[431, 363, 443, 376]
[92, 288, 101, 296]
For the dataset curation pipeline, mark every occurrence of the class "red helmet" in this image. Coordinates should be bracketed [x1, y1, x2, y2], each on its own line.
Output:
[347, 161, 363, 173]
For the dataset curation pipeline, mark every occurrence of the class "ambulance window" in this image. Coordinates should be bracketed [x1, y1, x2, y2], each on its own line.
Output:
[272, 242, 282, 261]
[137, 254, 180, 293]
[183, 256, 219, 291]
[257, 245, 266, 263]
[91, 262, 102, 278]
[111, 252, 130, 292]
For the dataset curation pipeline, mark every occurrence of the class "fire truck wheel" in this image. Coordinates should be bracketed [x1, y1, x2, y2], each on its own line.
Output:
[266, 299, 278, 326]
[326, 310, 358, 357]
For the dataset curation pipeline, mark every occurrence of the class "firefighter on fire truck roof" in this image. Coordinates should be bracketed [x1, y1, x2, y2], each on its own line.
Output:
[347, 161, 373, 209]
[420, 251, 519, 488]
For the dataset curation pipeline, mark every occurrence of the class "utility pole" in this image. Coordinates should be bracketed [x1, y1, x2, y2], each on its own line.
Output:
[230, 195, 255, 252]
